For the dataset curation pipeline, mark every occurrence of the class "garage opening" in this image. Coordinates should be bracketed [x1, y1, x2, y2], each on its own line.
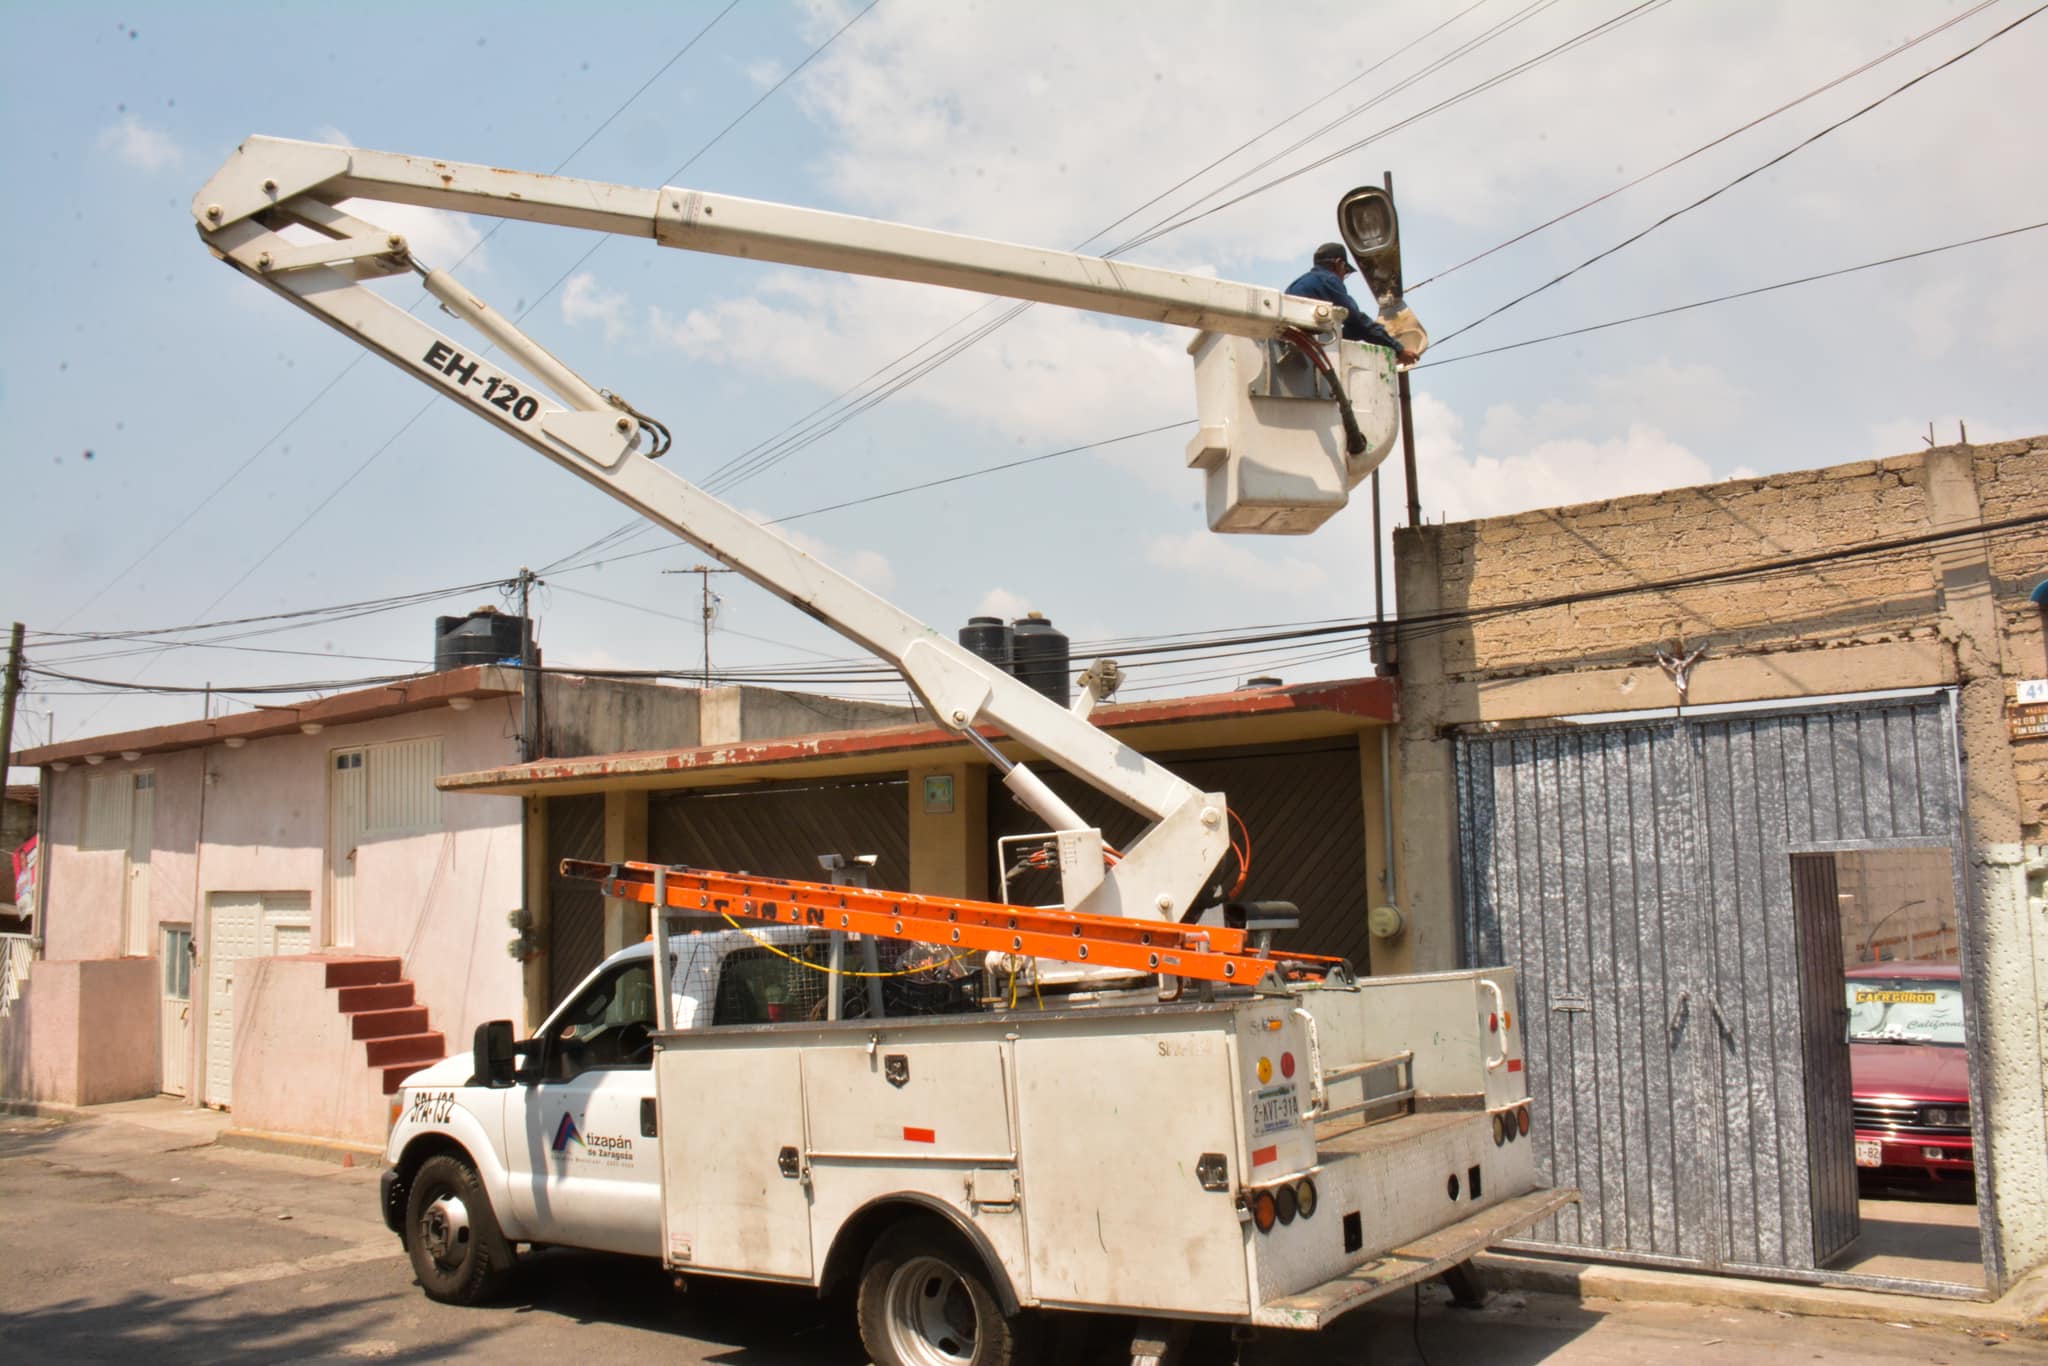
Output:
[1793, 847, 1985, 1291]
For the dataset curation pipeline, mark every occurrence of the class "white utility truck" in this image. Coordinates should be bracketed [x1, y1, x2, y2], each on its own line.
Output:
[191, 138, 1571, 1365]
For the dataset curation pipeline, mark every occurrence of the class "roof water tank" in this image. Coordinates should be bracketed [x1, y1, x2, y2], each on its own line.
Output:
[435, 608, 528, 673]
[1010, 613, 1071, 706]
[957, 616, 1014, 674]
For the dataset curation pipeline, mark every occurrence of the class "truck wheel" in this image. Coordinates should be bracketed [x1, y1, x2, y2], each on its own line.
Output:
[404, 1154, 514, 1305]
[857, 1216, 1032, 1366]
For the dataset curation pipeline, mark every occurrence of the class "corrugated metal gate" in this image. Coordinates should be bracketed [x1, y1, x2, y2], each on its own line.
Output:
[546, 795, 606, 1006]
[1455, 696, 1963, 1276]
[649, 774, 910, 893]
[989, 737, 1376, 967]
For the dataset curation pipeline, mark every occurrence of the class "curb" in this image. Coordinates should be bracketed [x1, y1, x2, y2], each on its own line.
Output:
[217, 1127, 385, 1169]
[1474, 1252, 2048, 1339]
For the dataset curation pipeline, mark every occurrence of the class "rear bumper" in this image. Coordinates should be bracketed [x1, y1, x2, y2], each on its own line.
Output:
[1251, 1187, 1579, 1330]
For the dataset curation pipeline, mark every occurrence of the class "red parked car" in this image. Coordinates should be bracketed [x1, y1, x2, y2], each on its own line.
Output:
[1846, 962, 1973, 1189]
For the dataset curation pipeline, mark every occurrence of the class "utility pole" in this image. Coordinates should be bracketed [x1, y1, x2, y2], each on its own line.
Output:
[1386, 171, 1422, 529]
[516, 569, 540, 763]
[663, 565, 736, 686]
[0, 622, 24, 798]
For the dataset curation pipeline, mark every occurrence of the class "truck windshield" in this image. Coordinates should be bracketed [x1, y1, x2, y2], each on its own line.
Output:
[1844, 977, 1965, 1046]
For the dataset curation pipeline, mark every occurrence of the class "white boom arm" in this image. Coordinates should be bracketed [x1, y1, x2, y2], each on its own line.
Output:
[191, 136, 1398, 924]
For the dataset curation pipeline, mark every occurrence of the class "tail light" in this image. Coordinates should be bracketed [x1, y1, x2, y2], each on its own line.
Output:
[1252, 1190, 1278, 1233]
[1295, 1178, 1318, 1220]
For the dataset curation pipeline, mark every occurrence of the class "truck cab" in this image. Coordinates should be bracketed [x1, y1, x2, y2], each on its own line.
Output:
[381, 926, 852, 1271]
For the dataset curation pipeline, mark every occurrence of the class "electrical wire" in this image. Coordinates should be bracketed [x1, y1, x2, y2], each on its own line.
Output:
[686, 0, 1522, 498]
[1417, 219, 2048, 369]
[1429, 1, 2048, 348]
[54, 7, 743, 635]
[1405, 0, 2004, 291]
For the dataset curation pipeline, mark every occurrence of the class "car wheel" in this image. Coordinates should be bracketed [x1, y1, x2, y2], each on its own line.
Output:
[857, 1216, 1033, 1366]
[404, 1153, 514, 1305]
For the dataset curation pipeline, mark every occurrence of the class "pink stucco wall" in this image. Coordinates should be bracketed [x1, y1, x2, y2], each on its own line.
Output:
[34, 704, 523, 1123]
[0, 958, 159, 1104]
[232, 957, 392, 1147]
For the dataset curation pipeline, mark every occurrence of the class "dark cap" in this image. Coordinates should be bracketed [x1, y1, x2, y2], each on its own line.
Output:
[1312, 241, 1349, 265]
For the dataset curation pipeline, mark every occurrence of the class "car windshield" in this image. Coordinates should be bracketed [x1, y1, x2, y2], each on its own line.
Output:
[1845, 977, 1966, 1046]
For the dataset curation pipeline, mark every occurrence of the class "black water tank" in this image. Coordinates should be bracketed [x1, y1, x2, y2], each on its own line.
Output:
[435, 609, 529, 672]
[1010, 613, 1071, 705]
[957, 616, 1014, 673]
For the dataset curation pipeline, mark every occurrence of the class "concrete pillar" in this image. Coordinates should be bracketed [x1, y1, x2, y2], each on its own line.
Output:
[1356, 727, 1401, 976]
[1924, 448, 2047, 1289]
[520, 795, 548, 1033]
[1386, 524, 1461, 976]
[602, 789, 650, 955]
[699, 686, 743, 746]
[907, 762, 988, 900]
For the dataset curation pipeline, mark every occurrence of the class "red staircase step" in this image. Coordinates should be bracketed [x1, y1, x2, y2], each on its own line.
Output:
[382, 1062, 433, 1095]
[322, 957, 403, 990]
[365, 1032, 446, 1068]
[350, 1006, 429, 1040]
[337, 981, 414, 1012]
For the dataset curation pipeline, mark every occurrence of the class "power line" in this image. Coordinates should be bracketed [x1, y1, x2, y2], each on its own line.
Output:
[1405, 0, 2004, 292]
[1429, 1, 2047, 348]
[685, 0, 1518, 498]
[55, 8, 744, 635]
[693, 0, 1608, 499]
[1417, 219, 2048, 369]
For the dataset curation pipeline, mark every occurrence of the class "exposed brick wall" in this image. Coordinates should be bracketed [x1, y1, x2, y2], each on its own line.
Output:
[1403, 435, 2048, 838]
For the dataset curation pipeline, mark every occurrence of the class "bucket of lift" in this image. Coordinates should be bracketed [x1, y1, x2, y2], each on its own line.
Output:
[1183, 185, 1415, 536]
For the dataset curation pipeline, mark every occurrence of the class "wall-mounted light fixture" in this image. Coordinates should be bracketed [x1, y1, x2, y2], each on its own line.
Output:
[84, 754, 105, 765]
[300, 722, 324, 735]
[447, 697, 474, 711]
[120, 751, 142, 761]
[51, 761, 70, 772]
[223, 737, 247, 749]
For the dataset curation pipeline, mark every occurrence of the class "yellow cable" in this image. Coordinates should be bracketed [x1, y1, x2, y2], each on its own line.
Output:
[712, 913, 969, 979]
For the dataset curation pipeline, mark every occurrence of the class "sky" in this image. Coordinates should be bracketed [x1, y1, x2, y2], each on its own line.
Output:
[2, 0, 2044, 775]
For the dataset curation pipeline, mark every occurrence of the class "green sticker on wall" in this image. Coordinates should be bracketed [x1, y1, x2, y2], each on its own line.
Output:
[922, 773, 955, 815]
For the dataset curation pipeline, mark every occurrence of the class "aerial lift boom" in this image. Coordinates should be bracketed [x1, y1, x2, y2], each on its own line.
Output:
[191, 136, 1412, 936]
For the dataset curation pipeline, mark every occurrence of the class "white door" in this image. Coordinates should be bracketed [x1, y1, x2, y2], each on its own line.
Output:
[204, 894, 261, 1108]
[327, 750, 367, 947]
[123, 772, 156, 957]
[160, 924, 193, 1097]
[505, 956, 664, 1257]
[203, 892, 312, 1108]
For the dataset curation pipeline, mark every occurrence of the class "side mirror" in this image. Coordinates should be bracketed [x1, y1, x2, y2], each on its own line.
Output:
[473, 1020, 516, 1088]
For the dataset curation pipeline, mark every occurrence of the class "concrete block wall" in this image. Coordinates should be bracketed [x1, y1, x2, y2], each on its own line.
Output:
[0, 958, 159, 1105]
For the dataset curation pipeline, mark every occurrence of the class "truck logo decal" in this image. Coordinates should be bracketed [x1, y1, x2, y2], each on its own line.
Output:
[551, 1112, 636, 1165]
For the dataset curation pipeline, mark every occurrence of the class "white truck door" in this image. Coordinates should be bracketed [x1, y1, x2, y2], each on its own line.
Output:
[503, 957, 663, 1256]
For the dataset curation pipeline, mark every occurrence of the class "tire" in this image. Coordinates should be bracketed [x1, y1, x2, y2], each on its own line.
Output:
[403, 1153, 515, 1305]
[856, 1216, 1034, 1366]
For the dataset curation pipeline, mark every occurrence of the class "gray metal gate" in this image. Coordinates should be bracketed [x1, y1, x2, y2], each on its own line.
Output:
[1455, 696, 1963, 1276]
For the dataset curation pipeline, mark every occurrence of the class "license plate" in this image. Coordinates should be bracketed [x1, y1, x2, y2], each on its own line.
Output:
[1855, 1139, 1882, 1168]
[1252, 1084, 1300, 1138]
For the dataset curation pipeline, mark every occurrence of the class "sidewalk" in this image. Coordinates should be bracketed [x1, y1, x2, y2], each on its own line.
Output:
[1478, 1250, 2048, 1341]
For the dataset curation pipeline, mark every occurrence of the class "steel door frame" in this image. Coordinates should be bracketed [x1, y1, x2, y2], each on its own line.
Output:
[1453, 693, 1991, 1293]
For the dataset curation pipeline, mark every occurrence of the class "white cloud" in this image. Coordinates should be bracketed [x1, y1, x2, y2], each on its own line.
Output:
[744, 58, 786, 89]
[563, 273, 632, 342]
[97, 114, 181, 171]
[975, 588, 1034, 620]
[1146, 529, 1327, 593]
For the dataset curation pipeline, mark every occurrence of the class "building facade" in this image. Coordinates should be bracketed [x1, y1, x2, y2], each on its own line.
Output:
[1391, 437, 2048, 1295]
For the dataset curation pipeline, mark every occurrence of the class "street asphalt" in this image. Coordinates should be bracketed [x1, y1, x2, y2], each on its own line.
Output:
[1, 1104, 2042, 1364]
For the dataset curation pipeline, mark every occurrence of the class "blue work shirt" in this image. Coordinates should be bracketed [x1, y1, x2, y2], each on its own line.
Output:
[1284, 265, 1403, 352]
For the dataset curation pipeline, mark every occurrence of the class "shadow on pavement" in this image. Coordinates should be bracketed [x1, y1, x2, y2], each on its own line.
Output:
[498, 1250, 1606, 1366]
[0, 1288, 498, 1365]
